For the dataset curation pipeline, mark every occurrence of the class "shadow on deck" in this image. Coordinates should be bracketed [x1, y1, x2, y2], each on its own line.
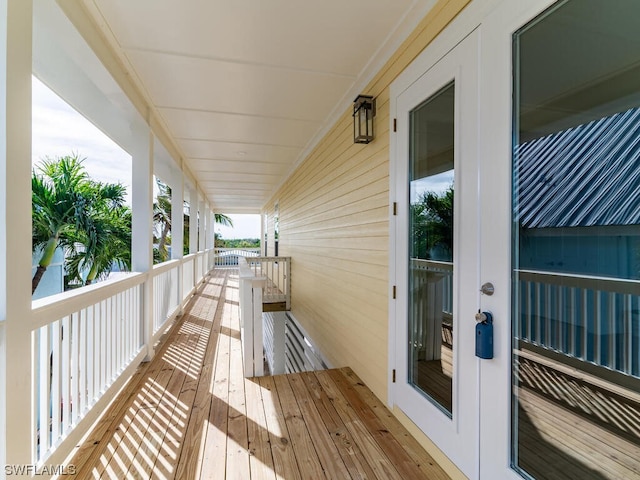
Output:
[63, 268, 449, 479]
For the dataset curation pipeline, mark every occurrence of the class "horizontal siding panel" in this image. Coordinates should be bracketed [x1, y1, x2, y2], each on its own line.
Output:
[285, 192, 388, 233]
[284, 163, 389, 226]
[287, 251, 388, 275]
[293, 279, 388, 332]
[263, 0, 469, 402]
[284, 108, 390, 195]
[290, 252, 388, 287]
[283, 131, 390, 212]
[285, 219, 387, 246]
[284, 144, 389, 205]
[292, 289, 388, 349]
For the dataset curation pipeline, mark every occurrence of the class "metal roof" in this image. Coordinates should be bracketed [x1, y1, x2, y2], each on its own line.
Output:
[515, 107, 640, 228]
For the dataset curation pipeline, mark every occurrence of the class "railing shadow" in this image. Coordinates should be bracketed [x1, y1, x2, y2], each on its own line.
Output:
[514, 348, 640, 479]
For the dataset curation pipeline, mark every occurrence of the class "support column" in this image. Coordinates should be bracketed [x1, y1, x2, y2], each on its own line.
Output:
[195, 192, 204, 283]
[171, 169, 184, 308]
[198, 196, 206, 253]
[188, 186, 198, 255]
[131, 121, 154, 360]
[1, 0, 34, 466]
[208, 208, 215, 250]
[207, 208, 215, 271]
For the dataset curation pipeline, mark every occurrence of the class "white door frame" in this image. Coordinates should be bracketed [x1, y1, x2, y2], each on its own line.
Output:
[389, 1, 558, 479]
[392, 29, 480, 479]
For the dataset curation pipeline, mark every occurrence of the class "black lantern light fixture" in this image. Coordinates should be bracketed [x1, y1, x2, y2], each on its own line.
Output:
[353, 94, 376, 144]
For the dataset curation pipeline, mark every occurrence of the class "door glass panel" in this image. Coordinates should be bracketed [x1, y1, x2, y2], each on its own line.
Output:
[409, 82, 454, 416]
[513, 1, 640, 478]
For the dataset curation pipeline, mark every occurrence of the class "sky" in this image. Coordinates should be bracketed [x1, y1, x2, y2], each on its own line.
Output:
[411, 169, 454, 202]
[32, 76, 261, 239]
[32, 76, 133, 203]
[216, 214, 261, 240]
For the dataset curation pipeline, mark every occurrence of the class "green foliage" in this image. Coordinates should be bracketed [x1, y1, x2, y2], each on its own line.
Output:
[66, 205, 131, 285]
[216, 213, 233, 227]
[219, 238, 260, 248]
[411, 186, 454, 261]
[154, 179, 172, 263]
[32, 154, 130, 293]
[153, 179, 234, 260]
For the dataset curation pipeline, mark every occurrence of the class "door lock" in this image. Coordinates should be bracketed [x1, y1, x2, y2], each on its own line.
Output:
[475, 310, 494, 359]
[480, 282, 495, 296]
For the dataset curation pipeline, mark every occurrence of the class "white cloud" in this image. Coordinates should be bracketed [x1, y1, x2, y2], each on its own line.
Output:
[32, 77, 133, 203]
[216, 214, 261, 239]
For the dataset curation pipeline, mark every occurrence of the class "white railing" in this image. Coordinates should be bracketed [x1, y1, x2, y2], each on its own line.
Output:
[32, 274, 146, 465]
[245, 256, 291, 309]
[516, 270, 640, 377]
[283, 313, 327, 373]
[263, 312, 286, 375]
[27, 248, 215, 466]
[412, 259, 453, 315]
[201, 251, 208, 278]
[207, 249, 215, 270]
[410, 259, 453, 361]
[263, 311, 327, 375]
[183, 254, 196, 297]
[238, 257, 266, 377]
[196, 251, 204, 282]
[152, 260, 180, 336]
[214, 247, 260, 267]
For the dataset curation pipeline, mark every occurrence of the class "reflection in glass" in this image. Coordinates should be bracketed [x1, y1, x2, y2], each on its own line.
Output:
[409, 83, 454, 416]
[513, 1, 640, 478]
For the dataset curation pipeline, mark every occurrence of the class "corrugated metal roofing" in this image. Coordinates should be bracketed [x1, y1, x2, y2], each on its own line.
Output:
[515, 107, 640, 228]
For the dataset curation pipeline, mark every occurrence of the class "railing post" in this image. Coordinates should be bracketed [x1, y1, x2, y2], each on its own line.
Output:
[238, 259, 266, 377]
[1, 0, 34, 467]
[285, 257, 291, 311]
[239, 270, 253, 376]
[272, 314, 286, 374]
[252, 279, 264, 377]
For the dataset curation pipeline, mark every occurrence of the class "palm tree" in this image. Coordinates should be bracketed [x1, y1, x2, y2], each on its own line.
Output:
[66, 205, 131, 286]
[153, 179, 234, 260]
[411, 186, 454, 260]
[154, 179, 172, 262]
[185, 210, 233, 254]
[215, 213, 233, 228]
[31, 155, 127, 294]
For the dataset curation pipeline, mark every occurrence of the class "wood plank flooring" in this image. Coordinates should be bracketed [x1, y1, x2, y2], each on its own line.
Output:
[62, 268, 450, 479]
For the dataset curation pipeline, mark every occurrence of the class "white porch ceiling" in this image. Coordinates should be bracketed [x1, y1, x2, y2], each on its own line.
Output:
[84, 0, 435, 213]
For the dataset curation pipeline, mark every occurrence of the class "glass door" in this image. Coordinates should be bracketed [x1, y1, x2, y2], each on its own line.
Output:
[395, 2, 640, 479]
[478, 0, 640, 478]
[394, 30, 480, 479]
[511, 1, 640, 478]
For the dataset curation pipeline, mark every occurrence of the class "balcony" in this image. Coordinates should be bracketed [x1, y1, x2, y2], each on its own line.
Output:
[62, 268, 449, 479]
[23, 249, 640, 479]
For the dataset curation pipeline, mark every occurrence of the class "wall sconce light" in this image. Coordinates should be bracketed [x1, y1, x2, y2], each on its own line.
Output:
[353, 94, 376, 144]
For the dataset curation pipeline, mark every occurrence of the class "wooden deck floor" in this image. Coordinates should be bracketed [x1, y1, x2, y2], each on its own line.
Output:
[64, 268, 450, 480]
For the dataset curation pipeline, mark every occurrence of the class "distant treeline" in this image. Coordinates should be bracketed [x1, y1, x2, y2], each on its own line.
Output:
[219, 238, 260, 248]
